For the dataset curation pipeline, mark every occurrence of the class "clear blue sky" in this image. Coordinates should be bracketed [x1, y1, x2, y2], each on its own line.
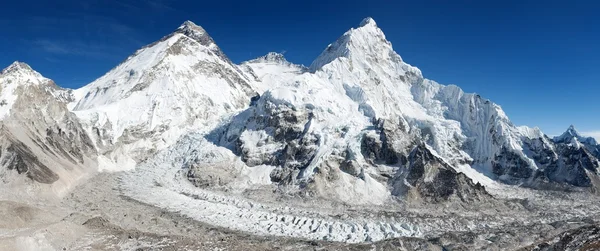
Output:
[0, 0, 598, 136]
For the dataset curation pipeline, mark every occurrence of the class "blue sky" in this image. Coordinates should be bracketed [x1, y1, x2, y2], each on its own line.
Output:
[0, 0, 598, 136]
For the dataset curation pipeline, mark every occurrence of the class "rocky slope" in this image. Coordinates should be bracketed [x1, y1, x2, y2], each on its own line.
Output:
[521, 224, 600, 251]
[0, 62, 96, 197]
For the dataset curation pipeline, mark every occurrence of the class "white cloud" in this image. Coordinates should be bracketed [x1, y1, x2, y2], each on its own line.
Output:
[581, 131, 600, 141]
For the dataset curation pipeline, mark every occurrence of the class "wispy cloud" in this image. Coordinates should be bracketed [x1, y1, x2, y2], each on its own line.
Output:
[34, 40, 71, 54]
[113, 0, 174, 12]
[581, 131, 600, 141]
[44, 57, 61, 63]
[26, 15, 144, 44]
[31, 39, 120, 59]
[8, 1, 181, 63]
[24, 13, 147, 60]
[147, 0, 175, 11]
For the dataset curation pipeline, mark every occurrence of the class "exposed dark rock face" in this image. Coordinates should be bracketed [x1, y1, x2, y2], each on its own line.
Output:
[361, 119, 407, 165]
[522, 136, 557, 167]
[0, 138, 58, 184]
[209, 95, 319, 185]
[546, 144, 600, 187]
[391, 144, 489, 202]
[493, 147, 534, 181]
[204, 93, 491, 202]
[235, 105, 318, 171]
[361, 129, 400, 165]
[0, 66, 97, 186]
[175, 21, 218, 48]
[339, 158, 363, 178]
[519, 132, 600, 189]
[357, 119, 490, 202]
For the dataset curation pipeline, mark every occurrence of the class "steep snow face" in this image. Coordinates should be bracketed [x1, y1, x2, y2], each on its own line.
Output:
[71, 21, 256, 171]
[309, 17, 471, 165]
[307, 17, 596, 188]
[309, 18, 489, 179]
[412, 82, 542, 182]
[0, 63, 96, 197]
[309, 17, 408, 74]
[240, 52, 307, 94]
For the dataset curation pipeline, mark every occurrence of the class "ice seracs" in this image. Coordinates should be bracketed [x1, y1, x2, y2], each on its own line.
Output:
[309, 16, 406, 73]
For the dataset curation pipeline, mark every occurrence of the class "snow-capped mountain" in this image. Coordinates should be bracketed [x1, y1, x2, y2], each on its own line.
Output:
[193, 17, 600, 203]
[309, 18, 534, 183]
[2, 17, 599, 201]
[0, 62, 96, 197]
[200, 18, 498, 203]
[70, 21, 256, 171]
[554, 125, 600, 156]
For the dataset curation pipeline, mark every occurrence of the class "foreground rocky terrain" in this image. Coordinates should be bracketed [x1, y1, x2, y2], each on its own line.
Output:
[1, 169, 600, 250]
[1, 18, 600, 250]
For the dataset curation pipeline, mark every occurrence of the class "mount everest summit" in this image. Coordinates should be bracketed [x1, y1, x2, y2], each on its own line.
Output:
[1, 18, 600, 250]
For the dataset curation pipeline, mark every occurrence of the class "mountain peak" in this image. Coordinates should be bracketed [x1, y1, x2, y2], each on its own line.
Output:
[565, 125, 581, 137]
[554, 125, 598, 146]
[359, 17, 377, 27]
[247, 52, 288, 64]
[2, 61, 34, 75]
[1, 61, 45, 82]
[262, 52, 286, 61]
[174, 20, 215, 47]
[178, 20, 204, 32]
[309, 17, 398, 72]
